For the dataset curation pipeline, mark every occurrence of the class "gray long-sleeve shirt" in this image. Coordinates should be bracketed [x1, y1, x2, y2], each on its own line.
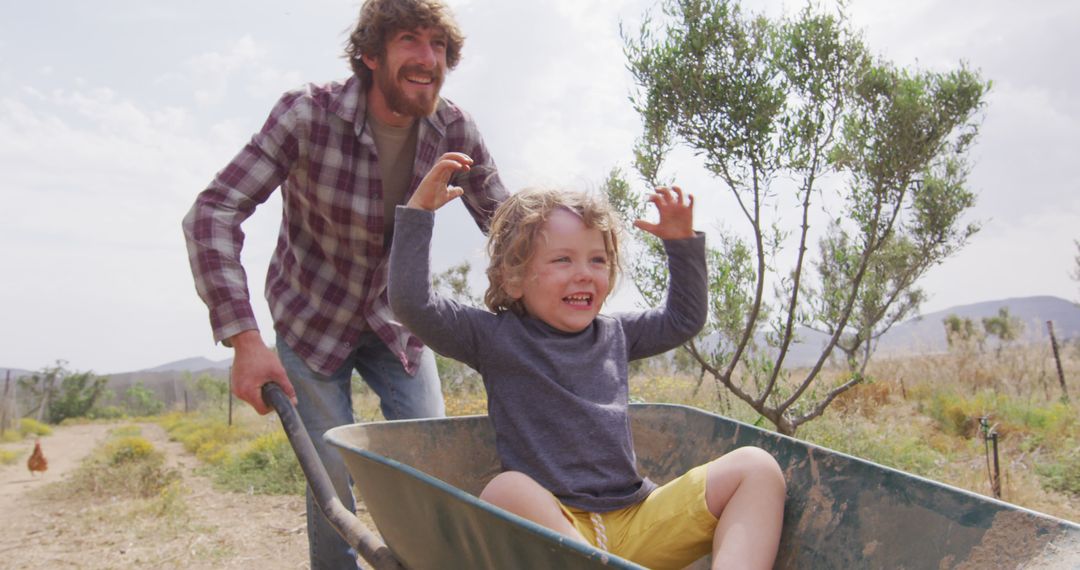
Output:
[389, 206, 707, 512]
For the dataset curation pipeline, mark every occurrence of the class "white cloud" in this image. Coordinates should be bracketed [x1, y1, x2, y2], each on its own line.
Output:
[2, 0, 1078, 374]
[188, 36, 264, 105]
[184, 35, 303, 106]
[0, 76, 274, 372]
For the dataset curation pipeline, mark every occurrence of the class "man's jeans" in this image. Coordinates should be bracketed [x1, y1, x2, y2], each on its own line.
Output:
[277, 333, 445, 570]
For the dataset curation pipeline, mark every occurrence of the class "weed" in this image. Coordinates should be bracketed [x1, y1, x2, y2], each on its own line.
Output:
[831, 380, 893, 418]
[58, 416, 94, 427]
[110, 424, 144, 438]
[61, 435, 180, 500]
[139, 480, 190, 519]
[800, 413, 948, 477]
[103, 436, 157, 466]
[19, 417, 52, 436]
[213, 431, 305, 495]
[445, 390, 487, 416]
[161, 413, 251, 463]
[87, 405, 127, 420]
[161, 411, 306, 496]
[0, 448, 19, 465]
[631, 374, 696, 405]
[1036, 442, 1080, 497]
[925, 391, 981, 437]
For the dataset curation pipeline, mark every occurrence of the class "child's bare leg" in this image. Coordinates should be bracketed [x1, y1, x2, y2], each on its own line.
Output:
[480, 471, 586, 541]
[705, 446, 786, 570]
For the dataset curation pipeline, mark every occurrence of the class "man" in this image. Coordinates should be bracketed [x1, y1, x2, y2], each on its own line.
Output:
[182, 1, 507, 567]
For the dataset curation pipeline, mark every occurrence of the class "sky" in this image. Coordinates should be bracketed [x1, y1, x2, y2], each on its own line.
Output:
[1, 0, 1078, 374]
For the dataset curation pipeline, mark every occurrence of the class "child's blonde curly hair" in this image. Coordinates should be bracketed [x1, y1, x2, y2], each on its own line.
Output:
[484, 188, 622, 316]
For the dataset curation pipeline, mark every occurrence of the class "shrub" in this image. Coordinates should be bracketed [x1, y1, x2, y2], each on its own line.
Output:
[110, 425, 143, 438]
[924, 389, 1078, 443]
[124, 382, 165, 417]
[1037, 443, 1080, 497]
[88, 405, 126, 420]
[47, 371, 108, 423]
[800, 416, 947, 476]
[146, 480, 189, 519]
[630, 374, 698, 405]
[65, 435, 179, 499]
[831, 380, 892, 417]
[925, 391, 980, 438]
[159, 412, 306, 496]
[445, 391, 487, 417]
[19, 418, 52, 436]
[162, 415, 248, 463]
[0, 448, 19, 465]
[103, 436, 157, 466]
[213, 431, 305, 496]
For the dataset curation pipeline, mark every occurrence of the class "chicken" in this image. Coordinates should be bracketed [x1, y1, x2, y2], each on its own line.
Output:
[27, 439, 47, 476]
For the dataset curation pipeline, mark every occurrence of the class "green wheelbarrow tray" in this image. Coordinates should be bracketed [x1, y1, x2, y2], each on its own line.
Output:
[263, 385, 1080, 569]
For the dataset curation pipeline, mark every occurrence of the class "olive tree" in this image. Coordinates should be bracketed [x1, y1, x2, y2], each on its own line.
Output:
[613, 0, 989, 435]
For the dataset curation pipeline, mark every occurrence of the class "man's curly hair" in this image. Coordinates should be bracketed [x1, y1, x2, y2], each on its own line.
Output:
[484, 188, 622, 316]
[344, 0, 465, 88]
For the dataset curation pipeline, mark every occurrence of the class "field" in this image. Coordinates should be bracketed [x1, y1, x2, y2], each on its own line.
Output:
[620, 343, 1080, 523]
[435, 339, 1080, 523]
[0, 341, 1076, 568]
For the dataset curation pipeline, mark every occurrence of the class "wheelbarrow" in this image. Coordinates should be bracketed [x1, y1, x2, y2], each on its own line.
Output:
[262, 384, 1080, 569]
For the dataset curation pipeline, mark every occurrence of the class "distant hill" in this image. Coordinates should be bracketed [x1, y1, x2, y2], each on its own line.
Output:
[728, 295, 1080, 368]
[876, 295, 1080, 356]
[143, 356, 232, 374]
[84, 357, 234, 408]
[0, 368, 31, 381]
[100, 368, 230, 410]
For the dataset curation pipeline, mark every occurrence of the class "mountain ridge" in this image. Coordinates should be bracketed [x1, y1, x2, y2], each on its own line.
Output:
[2, 295, 1078, 379]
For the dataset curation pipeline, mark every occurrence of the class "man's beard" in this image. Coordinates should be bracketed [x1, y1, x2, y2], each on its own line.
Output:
[374, 62, 443, 118]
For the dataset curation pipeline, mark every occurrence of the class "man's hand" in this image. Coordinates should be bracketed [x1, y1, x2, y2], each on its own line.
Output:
[228, 329, 296, 415]
[633, 186, 695, 240]
[407, 152, 473, 211]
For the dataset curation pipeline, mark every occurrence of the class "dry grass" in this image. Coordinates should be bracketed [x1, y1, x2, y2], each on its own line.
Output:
[158, 410, 306, 496]
[4, 422, 308, 570]
[622, 341, 1080, 523]
[43, 425, 181, 501]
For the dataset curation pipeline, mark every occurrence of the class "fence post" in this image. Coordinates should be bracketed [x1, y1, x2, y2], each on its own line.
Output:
[1046, 321, 1070, 403]
[980, 416, 1002, 499]
[0, 370, 11, 435]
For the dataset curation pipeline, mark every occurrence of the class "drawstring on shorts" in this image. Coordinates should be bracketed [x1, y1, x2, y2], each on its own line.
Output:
[589, 512, 609, 552]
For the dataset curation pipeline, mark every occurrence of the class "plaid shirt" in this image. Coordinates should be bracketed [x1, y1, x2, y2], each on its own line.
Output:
[183, 76, 507, 376]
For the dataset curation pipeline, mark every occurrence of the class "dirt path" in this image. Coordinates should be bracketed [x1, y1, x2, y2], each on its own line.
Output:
[0, 422, 113, 503]
[0, 421, 311, 569]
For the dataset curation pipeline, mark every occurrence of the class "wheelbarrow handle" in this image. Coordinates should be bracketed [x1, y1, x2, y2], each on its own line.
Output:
[262, 382, 405, 570]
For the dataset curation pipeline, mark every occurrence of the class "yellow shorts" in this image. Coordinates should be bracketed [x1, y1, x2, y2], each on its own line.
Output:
[558, 464, 717, 570]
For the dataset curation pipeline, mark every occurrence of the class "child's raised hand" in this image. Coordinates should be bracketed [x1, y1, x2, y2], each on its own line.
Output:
[633, 186, 695, 240]
[407, 152, 473, 211]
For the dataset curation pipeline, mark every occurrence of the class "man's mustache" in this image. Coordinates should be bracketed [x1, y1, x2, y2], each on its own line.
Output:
[398, 64, 443, 85]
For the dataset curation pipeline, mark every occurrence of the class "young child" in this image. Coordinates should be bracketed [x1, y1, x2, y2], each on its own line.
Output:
[389, 152, 786, 570]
